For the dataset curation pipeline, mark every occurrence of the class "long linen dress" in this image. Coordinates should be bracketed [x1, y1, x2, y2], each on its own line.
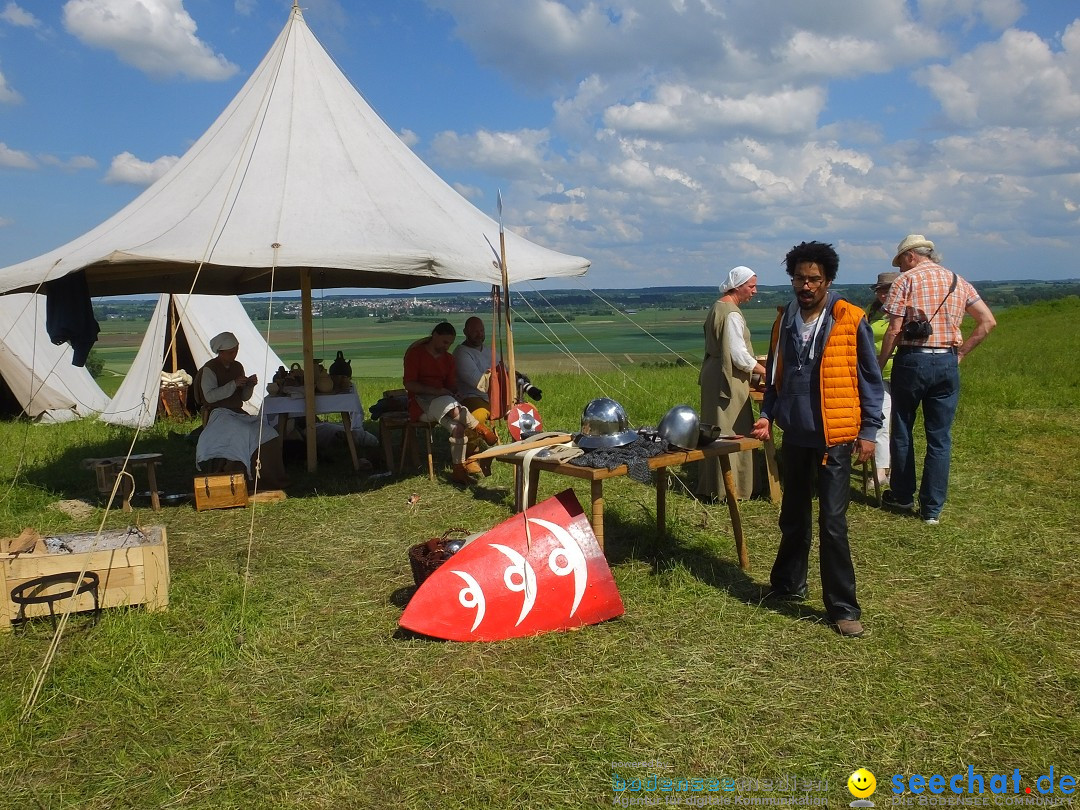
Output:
[697, 299, 758, 499]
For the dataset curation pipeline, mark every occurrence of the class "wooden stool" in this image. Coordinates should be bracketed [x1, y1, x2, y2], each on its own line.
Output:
[93, 453, 165, 511]
[378, 414, 435, 480]
[858, 456, 882, 506]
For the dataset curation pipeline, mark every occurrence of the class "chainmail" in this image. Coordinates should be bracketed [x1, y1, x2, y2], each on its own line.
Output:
[569, 431, 674, 484]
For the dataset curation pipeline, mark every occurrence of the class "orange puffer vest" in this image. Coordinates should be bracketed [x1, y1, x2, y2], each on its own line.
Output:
[769, 298, 863, 446]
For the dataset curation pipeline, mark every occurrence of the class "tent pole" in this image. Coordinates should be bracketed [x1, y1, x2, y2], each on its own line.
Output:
[168, 296, 179, 373]
[301, 269, 318, 472]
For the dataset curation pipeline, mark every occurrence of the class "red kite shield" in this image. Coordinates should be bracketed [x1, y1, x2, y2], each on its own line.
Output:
[506, 402, 542, 441]
[399, 489, 624, 641]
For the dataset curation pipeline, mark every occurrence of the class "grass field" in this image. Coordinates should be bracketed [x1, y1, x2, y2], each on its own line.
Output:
[1, 298, 1077, 809]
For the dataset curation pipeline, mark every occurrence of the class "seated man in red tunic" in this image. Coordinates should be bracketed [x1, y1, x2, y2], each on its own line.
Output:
[403, 322, 498, 485]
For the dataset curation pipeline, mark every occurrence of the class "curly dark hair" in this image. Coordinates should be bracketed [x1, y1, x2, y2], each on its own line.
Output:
[783, 241, 839, 282]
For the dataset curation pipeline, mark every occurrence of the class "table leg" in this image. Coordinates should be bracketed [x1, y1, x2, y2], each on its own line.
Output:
[527, 467, 540, 508]
[146, 462, 162, 511]
[764, 437, 782, 503]
[341, 412, 361, 471]
[719, 455, 749, 570]
[379, 419, 395, 472]
[655, 470, 667, 538]
[590, 479, 605, 550]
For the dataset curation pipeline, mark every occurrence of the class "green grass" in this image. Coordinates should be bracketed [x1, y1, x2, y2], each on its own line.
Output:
[1, 299, 1077, 809]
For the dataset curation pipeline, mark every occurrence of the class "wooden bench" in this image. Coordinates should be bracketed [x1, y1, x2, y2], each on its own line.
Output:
[92, 453, 165, 511]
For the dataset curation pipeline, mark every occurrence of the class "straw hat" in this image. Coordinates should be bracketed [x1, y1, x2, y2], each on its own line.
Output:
[870, 272, 899, 290]
[892, 234, 934, 267]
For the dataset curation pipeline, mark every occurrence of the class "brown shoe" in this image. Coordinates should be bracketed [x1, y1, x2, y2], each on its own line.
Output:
[451, 464, 476, 486]
[835, 619, 866, 638]
[476, 424, 498, 446]
[463, 460, 484, 476]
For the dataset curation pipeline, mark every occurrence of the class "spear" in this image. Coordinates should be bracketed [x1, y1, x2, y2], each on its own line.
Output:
[497, 190, 518, 406]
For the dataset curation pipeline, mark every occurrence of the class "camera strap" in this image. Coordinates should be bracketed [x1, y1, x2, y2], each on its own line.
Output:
[905, 271, 957, 327]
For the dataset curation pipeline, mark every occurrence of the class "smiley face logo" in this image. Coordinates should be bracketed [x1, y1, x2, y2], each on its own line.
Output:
[847, 768, 877, 799]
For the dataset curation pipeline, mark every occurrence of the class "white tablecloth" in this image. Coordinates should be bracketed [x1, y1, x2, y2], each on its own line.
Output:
[262, 386, 364, 420]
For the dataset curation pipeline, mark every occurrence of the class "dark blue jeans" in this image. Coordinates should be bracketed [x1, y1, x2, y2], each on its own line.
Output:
[770, 441, 860, 622]
[889, 350, 960, 520]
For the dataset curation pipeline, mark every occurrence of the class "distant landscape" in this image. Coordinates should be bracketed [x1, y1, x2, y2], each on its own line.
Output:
[89, 282, 1080, 383]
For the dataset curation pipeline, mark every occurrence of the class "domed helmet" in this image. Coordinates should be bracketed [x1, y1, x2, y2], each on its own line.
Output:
[576, 397, 638, 450]
[657, 404, 700, 450]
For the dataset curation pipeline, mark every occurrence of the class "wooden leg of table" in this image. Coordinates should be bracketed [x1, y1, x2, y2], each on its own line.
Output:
[527, 468, 540, 508]
[655, 470, 667, 538]
[340, 412, 360, 471]
[590, 479, 605, 551]
[719, 455, 749, 571]
[146, 463, 161, 511]
[764, 437, 782, 503]
[380, 419, 395, 471]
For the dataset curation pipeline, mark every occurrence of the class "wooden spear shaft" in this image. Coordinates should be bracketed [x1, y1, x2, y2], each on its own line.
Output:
[497, 192, 518, 406]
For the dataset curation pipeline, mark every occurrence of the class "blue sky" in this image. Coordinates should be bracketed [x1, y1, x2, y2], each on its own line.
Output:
[1, 0, 1078, 293]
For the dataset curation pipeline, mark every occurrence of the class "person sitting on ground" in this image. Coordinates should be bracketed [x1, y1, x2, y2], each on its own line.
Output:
[195, 331, 288, 489]
[403, 322, 498, 485]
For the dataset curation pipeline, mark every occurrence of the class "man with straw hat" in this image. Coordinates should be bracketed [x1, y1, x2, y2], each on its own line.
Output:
[878, 234, 996, 525]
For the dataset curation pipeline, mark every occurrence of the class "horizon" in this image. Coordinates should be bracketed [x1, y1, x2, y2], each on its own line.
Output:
[2, 2, 1079, 290]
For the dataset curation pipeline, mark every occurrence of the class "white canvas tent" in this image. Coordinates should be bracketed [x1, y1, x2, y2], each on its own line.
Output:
[0, 3, 589, 467]
[99, 294, 285, 428]
[0, 295, 110, 423]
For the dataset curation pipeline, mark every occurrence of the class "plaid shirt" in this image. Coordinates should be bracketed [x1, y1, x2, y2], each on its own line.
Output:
[883, 261, 980, 348]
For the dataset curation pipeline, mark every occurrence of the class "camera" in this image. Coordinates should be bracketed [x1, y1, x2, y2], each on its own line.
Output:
[515, 371, 542, 402]
[902, 319, 933, 341]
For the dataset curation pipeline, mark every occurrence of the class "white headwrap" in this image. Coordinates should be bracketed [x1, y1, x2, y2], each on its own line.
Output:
[721, 265, 756, 293]
[209, 331, 239, 353]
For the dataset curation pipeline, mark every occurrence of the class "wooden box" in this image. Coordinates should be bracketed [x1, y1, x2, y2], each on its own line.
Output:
[193, 473, 249, 511]
[1, 526, 170, 632]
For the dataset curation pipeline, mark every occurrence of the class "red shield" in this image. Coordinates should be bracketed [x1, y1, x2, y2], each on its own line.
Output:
[506, 402, 542, 441]
[399, 489, 624, 641]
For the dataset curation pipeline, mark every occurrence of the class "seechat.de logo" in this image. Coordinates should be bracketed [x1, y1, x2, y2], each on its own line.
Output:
[849, 768, 877, 807]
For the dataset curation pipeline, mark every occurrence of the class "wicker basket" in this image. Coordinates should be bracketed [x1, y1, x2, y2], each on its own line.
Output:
[408, 528, 468, 586]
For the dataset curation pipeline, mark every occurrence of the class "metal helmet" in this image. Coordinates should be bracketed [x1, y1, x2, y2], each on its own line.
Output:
[657, 404, 700, 450]
[576, 397, 638, 450]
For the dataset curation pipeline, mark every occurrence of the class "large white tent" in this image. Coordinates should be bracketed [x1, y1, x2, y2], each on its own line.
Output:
[0, 295, 110, 423]
[0, 3, 588, 467]
[0, 5, 589, 298]
[99, 294, 285, 429]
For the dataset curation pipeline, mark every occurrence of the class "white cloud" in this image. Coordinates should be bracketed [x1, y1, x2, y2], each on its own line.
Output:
[104, 151, 178, 185]
[397, 128, 419, 148]
[917, 0, 1024, 30]
[38, 154, 99, 171]
[62, 0, 239, 80]
[0, 66, 22, 103]
[918, 24, 1080, 127]
[1, 2, 41, 28]
[430, 128, 550, 177]
[0, 141, 35, 168]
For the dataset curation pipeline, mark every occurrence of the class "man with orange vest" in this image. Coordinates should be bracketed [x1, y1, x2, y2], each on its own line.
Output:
[751, 241, 883, 639]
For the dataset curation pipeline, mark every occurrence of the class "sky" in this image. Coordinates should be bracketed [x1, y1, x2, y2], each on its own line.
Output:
[1, 0, 1078, 293]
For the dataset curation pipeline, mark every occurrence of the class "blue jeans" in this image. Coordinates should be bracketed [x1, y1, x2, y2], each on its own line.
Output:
[771, 441, 860, 622]
[889, 350, 960, 519]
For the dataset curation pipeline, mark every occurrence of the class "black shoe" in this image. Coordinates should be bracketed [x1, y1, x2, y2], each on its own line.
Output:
[882, 490, 915, 511]
[760, 585, 807, 602]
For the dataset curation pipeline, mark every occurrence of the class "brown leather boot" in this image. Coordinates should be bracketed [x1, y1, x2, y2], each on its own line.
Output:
[463, 460, 484, 476]
[451, 464, 476, 486]
[476, 424, 498, 446]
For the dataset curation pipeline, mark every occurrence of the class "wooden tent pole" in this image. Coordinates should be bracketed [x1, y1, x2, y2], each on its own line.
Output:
[168, 295, 179, 373]
[301, 270, 318, 472]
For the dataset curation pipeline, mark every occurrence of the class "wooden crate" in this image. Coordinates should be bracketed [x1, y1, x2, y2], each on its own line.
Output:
[1, 526, 170, 632]
[193, 473, 249, 511]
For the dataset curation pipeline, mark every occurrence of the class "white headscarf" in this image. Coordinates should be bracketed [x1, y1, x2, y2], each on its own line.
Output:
[209, 331, 239, 353]
[721, 265, 756, 293]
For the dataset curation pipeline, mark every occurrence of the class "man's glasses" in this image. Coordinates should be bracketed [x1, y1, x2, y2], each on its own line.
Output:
[792, 275, 824, 288]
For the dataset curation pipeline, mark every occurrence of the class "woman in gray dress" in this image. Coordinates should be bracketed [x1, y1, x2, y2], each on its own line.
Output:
[697, 266, 765, 500]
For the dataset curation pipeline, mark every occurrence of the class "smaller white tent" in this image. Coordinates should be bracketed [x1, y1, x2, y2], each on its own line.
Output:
[0, 294, 110, 423]
[100, 294, 285, 428]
